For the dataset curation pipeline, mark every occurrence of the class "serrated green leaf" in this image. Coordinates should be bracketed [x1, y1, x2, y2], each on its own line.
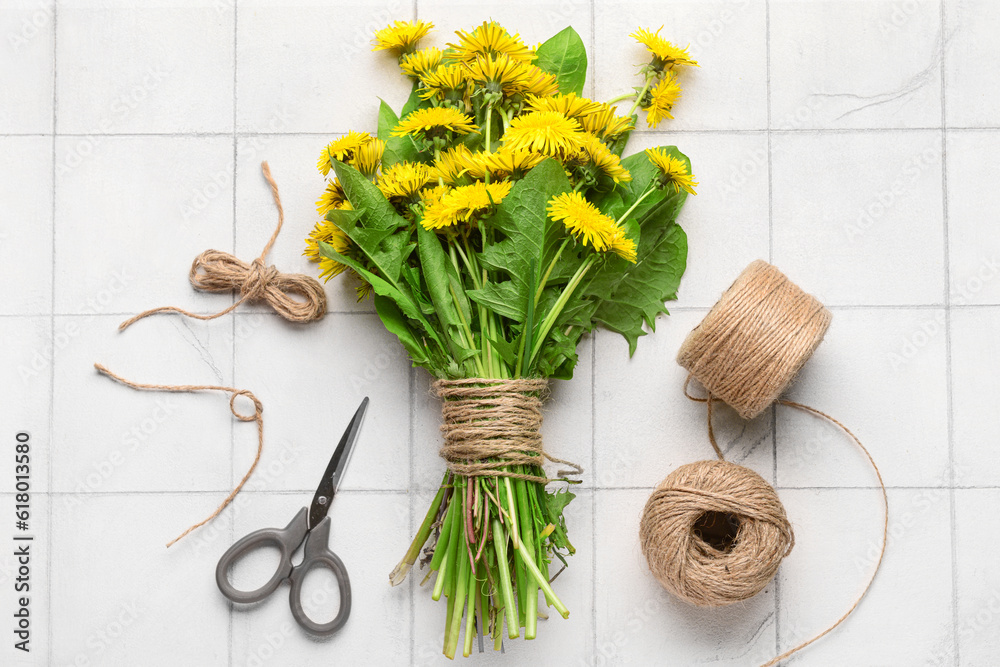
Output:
[379, 99, 422, 168]
[467, 281, 525, 321]
[585, 221, 688, 354]
[534, 27, 587, 96]
[377, 99, 398, 142]
[332, 159, 410, 233]
[417, 224, 463, 328]
[374, 294, 429, 365]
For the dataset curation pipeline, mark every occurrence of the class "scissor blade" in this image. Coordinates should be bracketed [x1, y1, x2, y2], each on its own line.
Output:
[309, 397, 368, 529]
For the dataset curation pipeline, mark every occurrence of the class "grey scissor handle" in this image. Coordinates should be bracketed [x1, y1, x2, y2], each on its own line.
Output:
[288, 516, 351, 636]
[215, 508, 351, 636]
[216, 507, 309, 604]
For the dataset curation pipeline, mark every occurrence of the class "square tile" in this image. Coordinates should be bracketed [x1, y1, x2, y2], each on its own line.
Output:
[236, 0, 414, 134]
[946, 131, 1000, 305]
[955, 489, 1000, 665]
[0, 317, 52, 493]
[0, 137, 53, 315]
[777, 488, 953, 664]
[951, 307, 1000, 487]
[594, 0, 767, 131]
[945, 0, 1000, 127]
[594, 311, 774, 490]
[229, 490, 411, 666]
[56, 0, 234, 134]
[620, 131, 769, 308]
[595, 489, 777, 665]
[412, 339, 593, 493]
[234, 134, 375, 314]
[411, 488, 593, 665]
[51, 313, 235, 493]
[50, 494, 229, 666]
[0, 493, 49, 667]
[777, 308, 950, 488]
[233, 312, 410, 492]
[54, 135, 234, 314]
[770, 0, 942, 130]
[0, 0, 54, 134]
[771, 130, 945, 306]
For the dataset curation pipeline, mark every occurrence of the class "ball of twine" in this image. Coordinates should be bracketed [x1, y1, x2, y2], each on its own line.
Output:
[676, 259, 832, 420]
[639, 460, 793, 607]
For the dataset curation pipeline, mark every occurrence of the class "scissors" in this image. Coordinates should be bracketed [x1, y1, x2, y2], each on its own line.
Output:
[215, 397, 368, 636]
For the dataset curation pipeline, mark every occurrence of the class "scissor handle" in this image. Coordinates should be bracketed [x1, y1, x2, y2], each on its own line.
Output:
[216, 507, 309, 604]
[288, 516, 352, 636]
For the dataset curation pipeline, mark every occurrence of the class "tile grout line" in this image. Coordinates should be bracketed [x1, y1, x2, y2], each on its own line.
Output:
[46, 1, 58, 663]
[590, 330, 598, 659]
[228, 3, 239, 665]
[938, 2, 959, 665]
[764, 0, 780, 655]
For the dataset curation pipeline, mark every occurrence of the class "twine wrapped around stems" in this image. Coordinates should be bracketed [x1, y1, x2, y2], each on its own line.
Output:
[434, 378, 582, 484]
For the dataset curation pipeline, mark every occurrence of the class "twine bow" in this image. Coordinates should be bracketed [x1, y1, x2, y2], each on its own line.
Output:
[119, 162, 327, 331]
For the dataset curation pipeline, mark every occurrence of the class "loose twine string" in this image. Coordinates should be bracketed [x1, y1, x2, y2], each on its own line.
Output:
[118, 162, 326, 331]
[93, 363, 264, 548]
[640, 260, 889, 667]
[434, 378, 582, 483]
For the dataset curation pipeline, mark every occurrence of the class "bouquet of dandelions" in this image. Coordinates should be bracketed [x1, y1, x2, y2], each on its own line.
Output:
[304, 19, 698, 658]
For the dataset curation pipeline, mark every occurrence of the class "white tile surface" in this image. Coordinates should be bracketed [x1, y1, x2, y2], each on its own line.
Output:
[6, 1, 998, 664]
[0, 0, 54, 134]
[770, 0, 942, 130]
[771, 130, 946, 306]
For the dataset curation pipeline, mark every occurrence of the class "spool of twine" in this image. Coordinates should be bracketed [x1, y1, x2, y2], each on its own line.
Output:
[640, 259, 888, 667]
[676, 259, 832, 420]
[434, 378, 582, 483]
[119, 162, 327, 331]
[639, 460, 793, 606]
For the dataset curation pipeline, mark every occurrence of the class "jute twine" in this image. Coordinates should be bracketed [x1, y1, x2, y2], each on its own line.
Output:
[639, 459, 793, 606]
[639, 259, 889, 667]
[434, 378, 582, 484]
[119, 162, 327, 331]
[94, 363, 264, 548]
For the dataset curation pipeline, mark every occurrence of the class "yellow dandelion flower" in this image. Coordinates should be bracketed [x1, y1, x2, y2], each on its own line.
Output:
[519, 65, 560, 97]
[420, 184, 449, 209]
[316, 179, 348, 216]
[645, 73, 682, 127]
[377, 161, 435, 201]
[579, 133, 631, 183]
[630, 26, 699, 70]
[447, 21, 535, 64]
[480, 146, 547, 179]
[304, 220, 352, 280]
[372, 20, 433, 56]
[392, 107, 478, 140]
[317, 131, 373, 176]
[525, 93, 604, 119]
[580, 103, 635, 140]
[418, 64, 468, 100]
[432, 145, 476, 185]
[421, 181, 513, 230]
[463, 52, 530, 95]
[349, 138, 386, 177]
[400, 47, 443, 78]
[645, 147, 698, 195]
[546, 191, 617, 251]
[608, 225, 638, 263]
[502, 111, 586, 158]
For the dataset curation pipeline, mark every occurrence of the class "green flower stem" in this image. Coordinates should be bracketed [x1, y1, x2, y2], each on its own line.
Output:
[462, 562, 478, 657]
[515, 478, 539, 639]
[390, 475, 448, 586]
[616, 184, 657, 227]
[529, 255, 596, 365]
[491, 518, 520, 639]
[605, 92, 635, 105]
[627, 71, 657, 118]
[444, 503, 470, 659]
[535, 237, 570, 305]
